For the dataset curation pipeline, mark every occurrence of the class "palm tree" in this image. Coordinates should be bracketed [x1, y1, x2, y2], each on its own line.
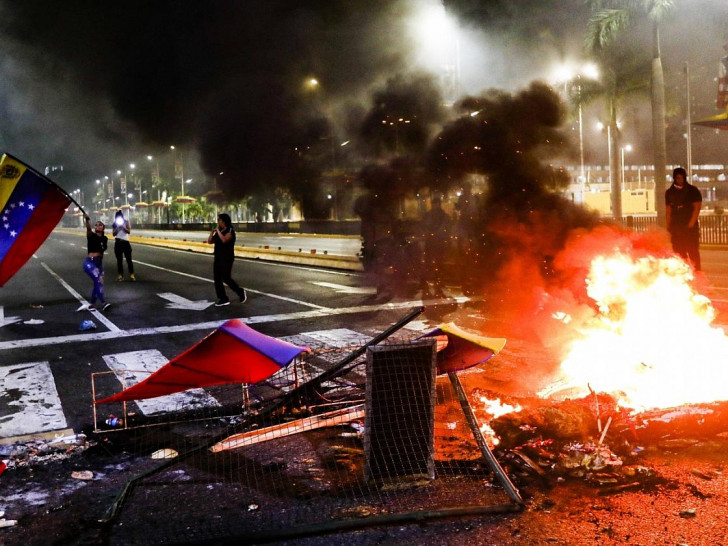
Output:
[585, 1, 675, 226]
[577, 46, 651, 220]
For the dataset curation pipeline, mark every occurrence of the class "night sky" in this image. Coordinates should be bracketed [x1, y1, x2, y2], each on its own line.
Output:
[0, 0, 727, 201]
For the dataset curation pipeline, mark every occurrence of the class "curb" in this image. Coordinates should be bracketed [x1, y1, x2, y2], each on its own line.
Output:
[57, 229, 364, 272]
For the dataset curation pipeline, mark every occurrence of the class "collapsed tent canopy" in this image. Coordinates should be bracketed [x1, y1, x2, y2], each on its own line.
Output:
[418, 322, 506, 375]
[96, 319, 311, 404]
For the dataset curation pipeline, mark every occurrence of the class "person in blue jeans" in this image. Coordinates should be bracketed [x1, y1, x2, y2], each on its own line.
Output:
[83, 215, 111, 311]
[207, 213, 247, 306]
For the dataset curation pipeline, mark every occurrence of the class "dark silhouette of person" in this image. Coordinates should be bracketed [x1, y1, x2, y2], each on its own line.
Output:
[207, 213, 247, 306]
[419, 194, 452, 297]
[666, 167, 702, 271]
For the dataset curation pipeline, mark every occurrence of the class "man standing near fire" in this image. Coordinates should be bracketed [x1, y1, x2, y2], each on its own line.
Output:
[665, 167, 702, 271]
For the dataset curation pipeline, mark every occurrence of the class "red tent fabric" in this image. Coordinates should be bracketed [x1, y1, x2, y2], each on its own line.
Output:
[418, 322, 506, 375]
[96, 319, 311, 404]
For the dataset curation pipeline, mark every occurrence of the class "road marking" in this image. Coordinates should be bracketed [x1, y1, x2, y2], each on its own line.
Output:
[311, 281, 376, 295]
[0, 296, 469, 351]
[1, 325, 431, 440]
[157, 292, 215, 311]
[135, 260, 329, 309]
[0, 306, 22, 327]
[101, 350, 219, 415]
[0, 362, 68, 437]
[41, 262, 121, 332]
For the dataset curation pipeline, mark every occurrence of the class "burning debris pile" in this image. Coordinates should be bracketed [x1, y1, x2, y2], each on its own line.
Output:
[447, 224, 728, 494]
[485, 392, 728, 493]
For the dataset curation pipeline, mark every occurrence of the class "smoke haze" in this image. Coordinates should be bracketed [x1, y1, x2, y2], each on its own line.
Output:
[0, 0, 726, 196]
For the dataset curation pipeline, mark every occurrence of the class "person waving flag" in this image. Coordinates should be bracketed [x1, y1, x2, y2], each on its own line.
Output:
[0, 153, 74, 286]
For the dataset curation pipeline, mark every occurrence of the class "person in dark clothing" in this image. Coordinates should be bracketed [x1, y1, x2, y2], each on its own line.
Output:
[207, 213, 247, 306]
[112, 210, 135, 281]
[419, 194, 452, 297]
[665, 167, 702, 271]
[83, 215, 111, 311]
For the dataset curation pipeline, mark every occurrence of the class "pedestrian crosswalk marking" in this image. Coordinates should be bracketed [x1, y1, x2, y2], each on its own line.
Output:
[0, 298, 464, 351]
[102, 350, 219, 416]
[0, 362, 67, 438]
[2, 324, 437, 440]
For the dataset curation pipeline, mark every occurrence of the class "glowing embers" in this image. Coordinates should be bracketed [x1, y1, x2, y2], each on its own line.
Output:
[543, 252, 728, 411]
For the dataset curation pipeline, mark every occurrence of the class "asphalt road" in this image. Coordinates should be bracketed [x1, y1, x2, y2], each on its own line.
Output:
[0, 229, 463, 442]
[4, 236, 728, 544]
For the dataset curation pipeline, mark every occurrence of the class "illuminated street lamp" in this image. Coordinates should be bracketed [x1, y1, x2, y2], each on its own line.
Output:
[554, 63, 599, 184]
[382, 117, 410, 155]
[409, 3, 460, 104]
[621, 144, 632, 189]
[596, 122, 612, 185]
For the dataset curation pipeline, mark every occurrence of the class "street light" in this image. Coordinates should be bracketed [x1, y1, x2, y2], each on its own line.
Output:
[383, 117, 410, 155]
[554, 63, 599, 184]
[596, 122, 612, 185]
[621, 144, 632, 189]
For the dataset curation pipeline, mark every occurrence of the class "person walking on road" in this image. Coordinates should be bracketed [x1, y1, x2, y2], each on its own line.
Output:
[207, 213, 247, 306]
[419, 194, 452, 298]
[666, 167, 702, 271]
[112, 210, 135, 281]
[83, 215, 111, 311]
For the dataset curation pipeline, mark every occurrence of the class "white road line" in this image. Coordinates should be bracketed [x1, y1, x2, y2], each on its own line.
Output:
[101, 350, 219, 415]
[40, 262, 121, 332]
[157, 292, 215, 310]
[135, 260, 329, 309]
[0, 306, 22, 327]
[0, 362, 68, 437]
[311, 281, 376, 295]
[0, 297, 467, 351]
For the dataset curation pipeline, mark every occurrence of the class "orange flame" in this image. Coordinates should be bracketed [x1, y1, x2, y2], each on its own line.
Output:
[541, 252, 728, 411]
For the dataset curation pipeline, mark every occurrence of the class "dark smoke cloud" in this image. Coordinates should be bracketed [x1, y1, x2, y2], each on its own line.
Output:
[0, 0, 727, 198]
[430, 82, 569, 200]
[0, 0, 416, 196]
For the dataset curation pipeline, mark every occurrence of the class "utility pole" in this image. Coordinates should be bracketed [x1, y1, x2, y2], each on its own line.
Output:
[685, 61, 693, 181]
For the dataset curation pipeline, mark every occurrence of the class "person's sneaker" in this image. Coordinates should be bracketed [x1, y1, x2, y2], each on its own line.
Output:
[87, 305, 96, 312]
[129, 274, 136, 281]
[215, 299, 230, 307]
[116, 275, 123, 282]
[239, 290, 247, 303]
[102, 302, 111, 311]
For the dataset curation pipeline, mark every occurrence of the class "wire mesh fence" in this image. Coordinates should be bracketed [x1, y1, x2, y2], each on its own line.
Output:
[91, 313, 521, 544]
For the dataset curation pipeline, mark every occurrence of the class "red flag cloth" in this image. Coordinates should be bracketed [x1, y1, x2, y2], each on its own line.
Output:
[418, 322, 506, 375]
[95, 319, 311, 404]
[0, 154, 72, 286]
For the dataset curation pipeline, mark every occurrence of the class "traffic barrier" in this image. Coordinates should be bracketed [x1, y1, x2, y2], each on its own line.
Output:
[56, 229, 363, 272]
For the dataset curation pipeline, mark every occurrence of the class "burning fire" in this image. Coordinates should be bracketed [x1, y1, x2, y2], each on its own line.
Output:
[541, 252, 728, 411]
[477, 395, 522, 446]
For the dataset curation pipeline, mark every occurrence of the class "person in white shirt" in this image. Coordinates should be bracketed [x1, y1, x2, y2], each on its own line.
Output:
[112, 210, 136, 281]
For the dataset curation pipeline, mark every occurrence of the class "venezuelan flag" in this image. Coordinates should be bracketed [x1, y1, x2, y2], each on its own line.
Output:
[0, 154, 72, 286]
